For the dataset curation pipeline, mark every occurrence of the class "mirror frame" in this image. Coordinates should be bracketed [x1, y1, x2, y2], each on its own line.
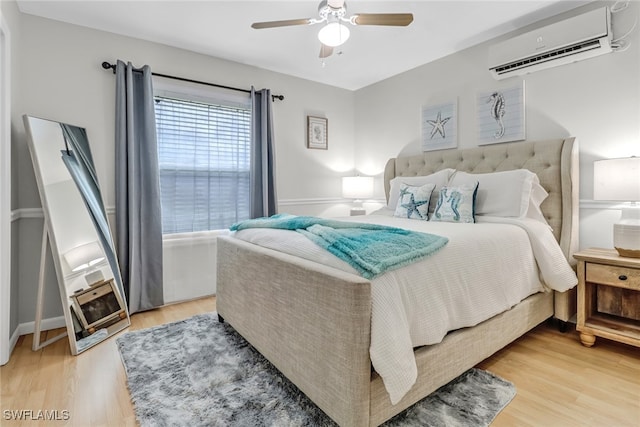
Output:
[23, 115, 130, 355]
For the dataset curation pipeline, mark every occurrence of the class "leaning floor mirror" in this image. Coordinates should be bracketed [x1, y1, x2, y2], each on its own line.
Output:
[24, 115, 130, 355]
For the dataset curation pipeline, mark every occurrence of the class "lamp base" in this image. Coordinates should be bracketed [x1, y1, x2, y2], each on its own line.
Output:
[349, 198, 366, 216]
[85, 269, 105, 285]
[613, 206, 640, 258]
[615, 247, 640, 258]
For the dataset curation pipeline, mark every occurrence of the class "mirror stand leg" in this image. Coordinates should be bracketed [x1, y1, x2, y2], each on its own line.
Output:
[32, 225, 67, 351]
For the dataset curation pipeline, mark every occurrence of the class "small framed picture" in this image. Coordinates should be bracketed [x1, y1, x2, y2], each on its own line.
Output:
[307, 116, 328, 150]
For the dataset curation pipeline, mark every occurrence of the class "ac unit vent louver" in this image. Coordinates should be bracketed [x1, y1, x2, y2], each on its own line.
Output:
[489, 7, 612, 80]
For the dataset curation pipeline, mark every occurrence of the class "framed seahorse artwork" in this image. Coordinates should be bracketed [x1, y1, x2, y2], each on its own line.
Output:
[421, 99, 457, 152]
[476, 82, 525, 145]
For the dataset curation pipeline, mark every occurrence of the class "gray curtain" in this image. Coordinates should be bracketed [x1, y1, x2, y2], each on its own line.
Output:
[61, 147, 124, 299]
[115, 60, 163, 313]
[61, 124, 98, 187]
[250, 87, 278, 218]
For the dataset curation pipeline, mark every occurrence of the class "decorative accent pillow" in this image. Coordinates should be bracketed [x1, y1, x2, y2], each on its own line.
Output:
[431, 182, 479, 223]
[448, 169, 539, 218]
[393, 183, 436, 220]
[388, 169, 455, 211]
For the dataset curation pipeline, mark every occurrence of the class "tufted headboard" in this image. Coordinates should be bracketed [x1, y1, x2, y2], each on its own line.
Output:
[384, 138, 579, 321]
[384, 138, 579, 265]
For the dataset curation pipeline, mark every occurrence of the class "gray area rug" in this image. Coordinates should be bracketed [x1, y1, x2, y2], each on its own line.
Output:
[116, 313, 515, 427]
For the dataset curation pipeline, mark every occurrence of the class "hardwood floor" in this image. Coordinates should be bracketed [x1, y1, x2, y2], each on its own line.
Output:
[477, 321, 640, 427]
[1, 297, 638, 426]
[1, 297, 215, 427]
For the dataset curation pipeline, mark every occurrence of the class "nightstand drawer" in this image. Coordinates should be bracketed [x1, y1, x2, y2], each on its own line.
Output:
[586, 263, 640, 290]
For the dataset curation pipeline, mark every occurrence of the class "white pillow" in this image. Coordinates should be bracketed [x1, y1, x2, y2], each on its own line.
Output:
[431, 182, 479, 223]
[388, 169, 455, 211]
[525, 180, 549, 224]
[448, 169, 540, 218]
[393, 183, 436, 220]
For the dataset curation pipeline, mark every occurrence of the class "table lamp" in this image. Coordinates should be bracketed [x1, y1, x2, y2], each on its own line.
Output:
[593, 156, 640, 257]
[342, 176, 374, 216]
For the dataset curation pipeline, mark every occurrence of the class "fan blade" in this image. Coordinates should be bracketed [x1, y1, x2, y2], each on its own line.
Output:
[251, 18, 313, 29]
[351, 13, 414, 26]
[319, 44, 334, 59]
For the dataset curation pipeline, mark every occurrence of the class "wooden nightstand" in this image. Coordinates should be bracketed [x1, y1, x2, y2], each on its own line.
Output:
[574, 248, 640, 348]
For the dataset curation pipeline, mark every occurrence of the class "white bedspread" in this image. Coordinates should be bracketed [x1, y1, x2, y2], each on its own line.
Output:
[232, 212, 577, 404]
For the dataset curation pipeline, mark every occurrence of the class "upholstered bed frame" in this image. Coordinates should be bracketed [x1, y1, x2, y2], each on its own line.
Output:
[216, 138, 579, 427]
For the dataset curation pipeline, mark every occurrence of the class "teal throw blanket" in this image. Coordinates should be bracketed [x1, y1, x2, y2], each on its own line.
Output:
[231, 214, 448, 279]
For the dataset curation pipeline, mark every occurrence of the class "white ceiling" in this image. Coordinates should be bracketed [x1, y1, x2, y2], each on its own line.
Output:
[17, 1, 591, 91]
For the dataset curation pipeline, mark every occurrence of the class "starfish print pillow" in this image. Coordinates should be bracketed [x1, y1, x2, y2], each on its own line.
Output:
[393, 183, 436, 220]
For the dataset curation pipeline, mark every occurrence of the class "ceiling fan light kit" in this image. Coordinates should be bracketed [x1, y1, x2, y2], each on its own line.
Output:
[318, 22, 350, 47]
[251, 0, 413, 58]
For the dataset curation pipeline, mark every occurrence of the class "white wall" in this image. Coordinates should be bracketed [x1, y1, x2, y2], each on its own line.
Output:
[353, 0, 640, 250]
[14, 13, 357, 212]
[11, 10, 358, 324]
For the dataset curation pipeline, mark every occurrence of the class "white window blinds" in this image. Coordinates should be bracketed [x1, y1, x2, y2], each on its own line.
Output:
[155, 95, 251, 234]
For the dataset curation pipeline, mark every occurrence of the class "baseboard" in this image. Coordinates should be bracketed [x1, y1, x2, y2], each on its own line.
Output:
[17, 315, 66, 336]
[0, 327, 20, 366]
[7, 326, 19, 359]
[1, 317, 66, 364]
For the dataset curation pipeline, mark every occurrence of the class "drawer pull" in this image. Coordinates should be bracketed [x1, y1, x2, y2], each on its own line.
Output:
[618, 275, 628, 281]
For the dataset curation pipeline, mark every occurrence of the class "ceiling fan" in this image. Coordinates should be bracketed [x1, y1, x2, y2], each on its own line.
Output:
[251, 0, 414, 59]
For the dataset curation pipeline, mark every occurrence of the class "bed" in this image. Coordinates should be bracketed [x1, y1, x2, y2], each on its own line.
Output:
[216, 137, 579, 426]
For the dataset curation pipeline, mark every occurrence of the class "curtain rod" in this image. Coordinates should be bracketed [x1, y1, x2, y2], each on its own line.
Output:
[101, 61, 284, 102]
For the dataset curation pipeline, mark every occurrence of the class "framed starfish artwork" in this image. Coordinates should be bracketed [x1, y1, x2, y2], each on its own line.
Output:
[421, 100, 457, 152]
[476, 82, 525, 145]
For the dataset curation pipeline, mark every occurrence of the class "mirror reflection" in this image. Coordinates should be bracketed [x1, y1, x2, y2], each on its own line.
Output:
[23, 115, 130, 355]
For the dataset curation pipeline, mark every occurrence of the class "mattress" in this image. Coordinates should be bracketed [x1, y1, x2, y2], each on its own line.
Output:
[232, 211, 577, 404]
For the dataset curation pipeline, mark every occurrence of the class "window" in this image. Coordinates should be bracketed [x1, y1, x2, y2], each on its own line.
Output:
[154, 90, 251, 234]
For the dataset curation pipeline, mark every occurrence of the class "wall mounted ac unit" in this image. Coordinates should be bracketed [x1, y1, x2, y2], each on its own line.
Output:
[489, 7, 612, 80]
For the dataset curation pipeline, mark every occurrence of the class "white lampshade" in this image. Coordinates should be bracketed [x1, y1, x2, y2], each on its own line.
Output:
[342, 176, 373, 216]
[593, 157, 640, 201]
[64, 241, 105, 272]
[593, 157, 640, 258]
[318, 22, 350, 47]
[342, 176, 374, 200]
